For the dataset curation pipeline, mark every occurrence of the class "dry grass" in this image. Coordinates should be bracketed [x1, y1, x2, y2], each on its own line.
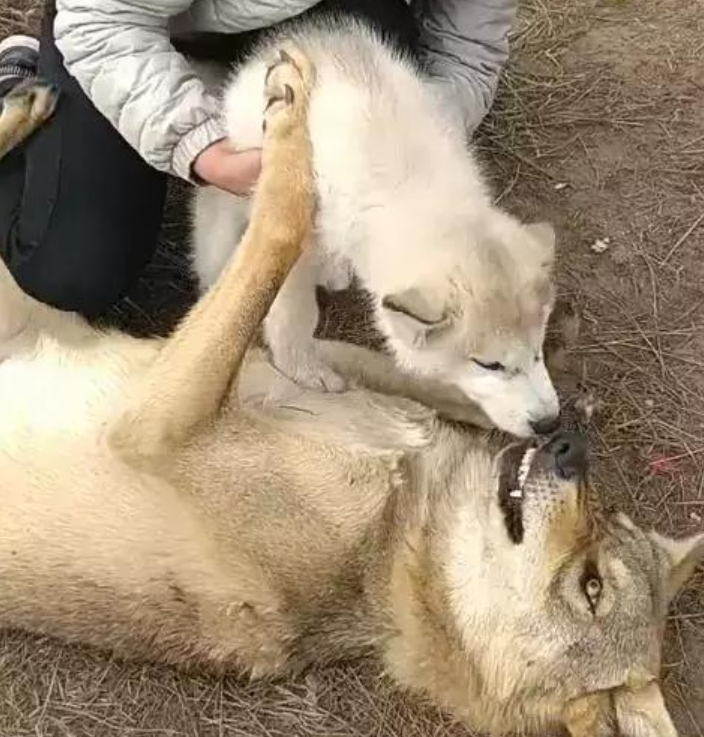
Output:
[478, 1, 704, 732]
[1, 0, 704, 734]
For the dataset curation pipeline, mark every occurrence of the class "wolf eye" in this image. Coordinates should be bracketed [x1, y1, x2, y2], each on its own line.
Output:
[472, 358, 505, 372]
[584, 577, 601, 600]
[581, 574, 603, 612]
[579, 559, 603, 613]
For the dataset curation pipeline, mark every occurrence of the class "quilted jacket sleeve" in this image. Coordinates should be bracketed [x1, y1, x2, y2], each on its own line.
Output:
[412, 0, 517, 133]
[55, 0, 226, 181]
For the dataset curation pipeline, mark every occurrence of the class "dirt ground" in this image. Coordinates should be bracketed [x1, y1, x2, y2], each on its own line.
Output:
[1, 0, 704, 735]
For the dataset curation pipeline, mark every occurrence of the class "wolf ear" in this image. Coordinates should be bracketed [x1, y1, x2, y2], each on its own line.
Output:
[381, 288, 449, 347]
[614, 683, 678, 737]
[564, 683, 677, 737]
[525, 221, 556, 267]
[651, 530, 704, 601]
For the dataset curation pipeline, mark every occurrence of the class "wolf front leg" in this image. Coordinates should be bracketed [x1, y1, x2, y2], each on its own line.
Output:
[0, 80, 58, 161]
[109, 47, 317, 463]
[264, 247, 348, 393]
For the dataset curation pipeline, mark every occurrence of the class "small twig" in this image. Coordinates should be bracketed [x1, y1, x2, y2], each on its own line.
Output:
[661, 210, 704, 265]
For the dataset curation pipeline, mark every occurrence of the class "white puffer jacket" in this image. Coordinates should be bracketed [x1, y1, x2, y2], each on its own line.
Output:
[54, 0, 516, 181]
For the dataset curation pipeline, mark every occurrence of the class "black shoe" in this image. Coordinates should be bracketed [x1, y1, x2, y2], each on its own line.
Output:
[0, 35, 40, 96]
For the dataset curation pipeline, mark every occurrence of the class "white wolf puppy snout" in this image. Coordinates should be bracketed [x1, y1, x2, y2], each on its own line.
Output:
[525, 359, 561, 434]
[458, 357, 561, 438]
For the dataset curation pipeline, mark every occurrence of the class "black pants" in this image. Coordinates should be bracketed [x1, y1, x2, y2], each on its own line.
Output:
[0, 0, 417, 318]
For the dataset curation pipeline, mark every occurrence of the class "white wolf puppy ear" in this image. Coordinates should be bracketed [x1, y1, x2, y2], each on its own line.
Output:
[381, 288, 450, 347]
[564, 683, 678, 737]
[524, 220, 556, 267]
[651, 530, 704, 601]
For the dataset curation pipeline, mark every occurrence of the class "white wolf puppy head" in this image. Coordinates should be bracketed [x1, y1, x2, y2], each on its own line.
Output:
[376, 215, 558, 438]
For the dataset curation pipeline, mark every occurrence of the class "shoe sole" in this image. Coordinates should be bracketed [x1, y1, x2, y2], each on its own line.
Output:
[0, 35, 40, 57]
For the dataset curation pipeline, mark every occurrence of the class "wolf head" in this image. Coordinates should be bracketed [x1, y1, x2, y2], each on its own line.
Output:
[375, 214, 559, 438]
[439, 430, 704, 735]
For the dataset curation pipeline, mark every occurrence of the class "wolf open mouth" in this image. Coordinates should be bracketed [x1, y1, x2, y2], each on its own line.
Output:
[498, 441, 538, 544]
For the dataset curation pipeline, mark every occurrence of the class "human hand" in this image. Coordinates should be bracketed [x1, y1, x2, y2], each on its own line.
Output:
[192, 140, 262, 195]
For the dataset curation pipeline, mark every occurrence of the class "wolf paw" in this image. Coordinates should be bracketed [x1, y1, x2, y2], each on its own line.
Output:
[4, 79, 59, 124]
[262, 45, 316, 135]
[272, 343, 347, 393]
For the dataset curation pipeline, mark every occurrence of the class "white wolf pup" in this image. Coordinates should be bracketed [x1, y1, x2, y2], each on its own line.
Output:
[192, 18, 560, 438]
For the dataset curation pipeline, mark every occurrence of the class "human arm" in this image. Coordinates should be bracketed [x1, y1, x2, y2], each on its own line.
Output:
[55, 0, 259, 188]
[411, 0, 517, 133]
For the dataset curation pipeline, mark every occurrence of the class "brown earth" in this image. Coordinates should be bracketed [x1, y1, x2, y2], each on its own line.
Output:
[1, 0, 703, 734]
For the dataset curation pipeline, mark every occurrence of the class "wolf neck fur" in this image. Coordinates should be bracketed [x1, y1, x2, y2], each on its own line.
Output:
[362, 428, 501, 712]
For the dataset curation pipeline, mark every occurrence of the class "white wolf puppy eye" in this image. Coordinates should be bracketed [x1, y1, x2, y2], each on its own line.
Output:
[472, 358, 505, 372]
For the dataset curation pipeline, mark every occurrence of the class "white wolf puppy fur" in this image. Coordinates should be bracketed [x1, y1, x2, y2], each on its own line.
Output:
[191, 19, 560, 438]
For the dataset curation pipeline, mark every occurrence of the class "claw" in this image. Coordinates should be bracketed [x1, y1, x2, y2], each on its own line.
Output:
[264, 95, 280, 114]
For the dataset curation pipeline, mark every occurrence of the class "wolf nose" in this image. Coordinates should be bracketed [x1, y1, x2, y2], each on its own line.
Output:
[546, 431, 587, 479]
[530, 413, 561, 435]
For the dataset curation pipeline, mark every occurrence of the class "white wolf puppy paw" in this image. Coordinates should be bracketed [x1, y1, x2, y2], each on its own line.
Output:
[270, 341, 347, 393]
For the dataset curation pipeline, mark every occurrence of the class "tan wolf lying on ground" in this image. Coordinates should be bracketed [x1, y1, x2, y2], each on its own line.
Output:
[0, 52, 701, 737]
